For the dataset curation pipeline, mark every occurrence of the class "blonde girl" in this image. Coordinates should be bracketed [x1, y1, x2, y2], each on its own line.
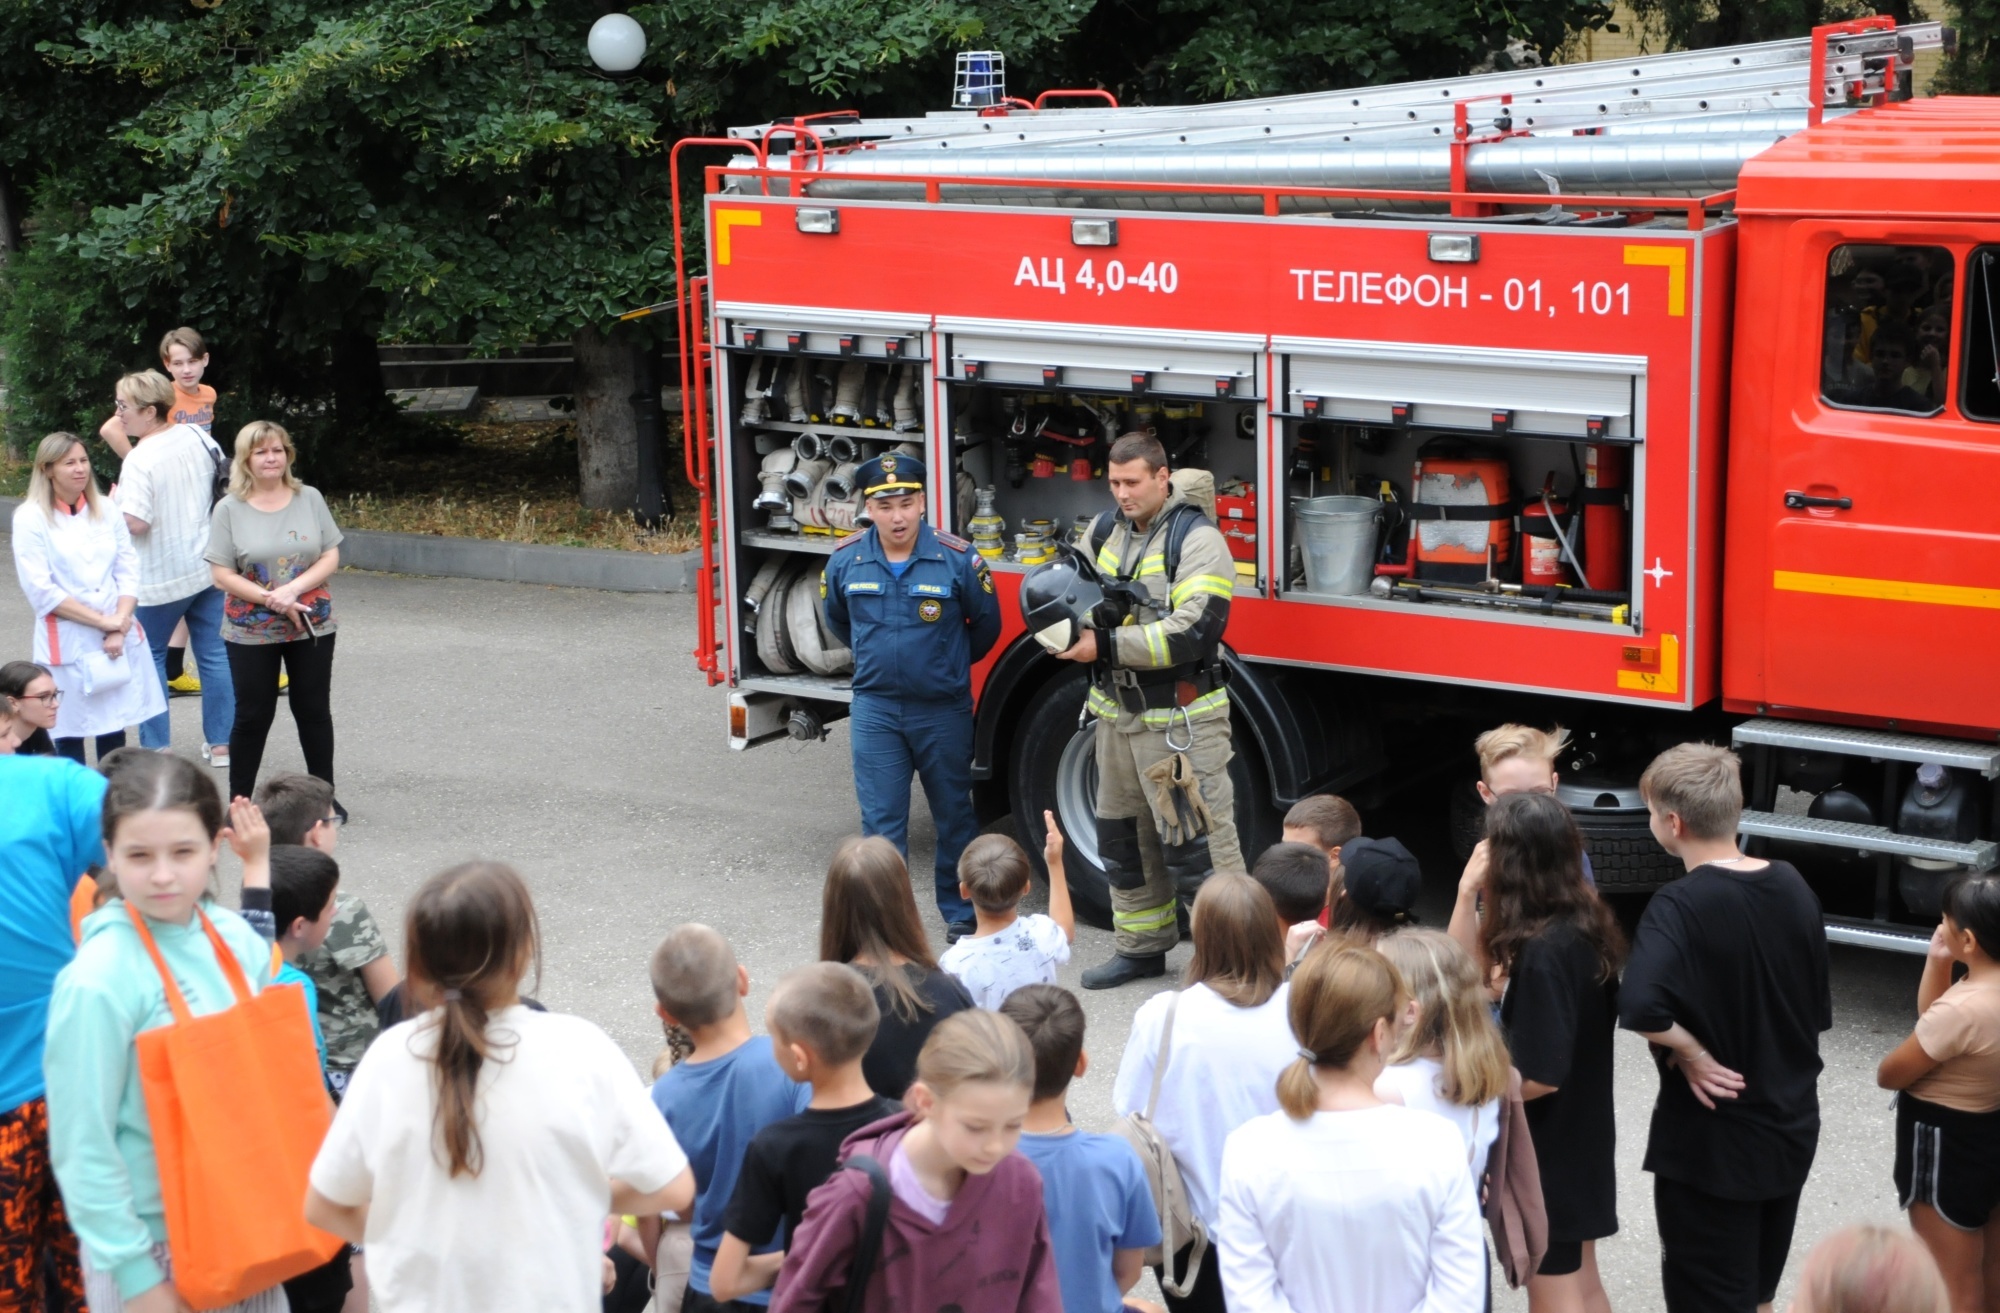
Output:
[772, 1009, 1061, 1311]
[820, 835, 975, 1098]
[307, 862, 694, 1312]
[44, 753, 279, 1313]
[1375, 928, 1512, 1181]
[1217, 943, 1484, 1313]
[1791, 1225, 1948, 1313]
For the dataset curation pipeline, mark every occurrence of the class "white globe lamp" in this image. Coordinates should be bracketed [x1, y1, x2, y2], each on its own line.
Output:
[588, 14, 647, 74]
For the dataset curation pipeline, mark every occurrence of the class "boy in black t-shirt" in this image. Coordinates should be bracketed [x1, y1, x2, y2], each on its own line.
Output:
[1620, 743, 1833, 1313]
[709, 963, 901, 1302]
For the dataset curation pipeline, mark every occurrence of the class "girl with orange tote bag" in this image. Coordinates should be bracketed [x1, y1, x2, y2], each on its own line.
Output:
[46, 754, 339, 1313]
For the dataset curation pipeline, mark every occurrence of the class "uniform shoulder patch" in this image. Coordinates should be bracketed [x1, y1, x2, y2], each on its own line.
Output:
[834, 529, 868, 550]
[934, 530, 971, 552]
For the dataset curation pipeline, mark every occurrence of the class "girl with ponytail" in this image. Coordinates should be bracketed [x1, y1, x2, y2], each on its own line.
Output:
[307, 863, 695, 1312]
[1217, 943, 1485, 1313]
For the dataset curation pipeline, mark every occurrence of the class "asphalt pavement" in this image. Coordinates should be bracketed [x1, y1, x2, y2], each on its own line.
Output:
[0, 559, 1928, 1311]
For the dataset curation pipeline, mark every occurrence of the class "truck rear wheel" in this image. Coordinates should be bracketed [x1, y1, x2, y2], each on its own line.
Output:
[1009, 666, 1279, 930]
[1447, 775, 1682, 894]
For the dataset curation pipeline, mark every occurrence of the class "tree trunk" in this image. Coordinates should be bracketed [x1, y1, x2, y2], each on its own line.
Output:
[0, 163, 20, 262]
[573, 323, 639, 511]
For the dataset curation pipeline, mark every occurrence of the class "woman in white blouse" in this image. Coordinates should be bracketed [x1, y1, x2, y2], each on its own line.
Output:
[9, 432, 164, 762]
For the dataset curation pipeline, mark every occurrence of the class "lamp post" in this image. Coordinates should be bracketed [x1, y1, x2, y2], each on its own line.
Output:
[586, 14, 647, 74]
[586, 14, 669, 527]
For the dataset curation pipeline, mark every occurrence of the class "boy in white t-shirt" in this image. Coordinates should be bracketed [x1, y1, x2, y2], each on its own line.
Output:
[939, 814, 1075, 1009]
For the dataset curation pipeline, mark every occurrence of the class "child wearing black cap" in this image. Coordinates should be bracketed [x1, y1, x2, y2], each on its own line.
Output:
[1329, 837, 1423, 943]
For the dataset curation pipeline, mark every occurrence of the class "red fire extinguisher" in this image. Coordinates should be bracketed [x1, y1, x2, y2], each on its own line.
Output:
[1579, 444, 1627, 592]
[1521, 476, 1579, 587]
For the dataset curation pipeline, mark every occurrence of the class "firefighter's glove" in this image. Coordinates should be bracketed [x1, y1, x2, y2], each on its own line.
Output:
[1143, 751, 1214, 846]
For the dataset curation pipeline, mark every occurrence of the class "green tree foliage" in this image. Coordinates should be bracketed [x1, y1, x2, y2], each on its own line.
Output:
[1620, 0, 1913, 50]
[3, 0, 1612, 488]
[1939, 1, 2000, 93]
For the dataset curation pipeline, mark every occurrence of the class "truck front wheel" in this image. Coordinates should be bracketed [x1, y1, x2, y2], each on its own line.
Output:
[1009, 666, 1278, 930]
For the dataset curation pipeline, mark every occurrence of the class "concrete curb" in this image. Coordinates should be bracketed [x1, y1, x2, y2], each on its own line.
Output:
[0, 495, 702, 595]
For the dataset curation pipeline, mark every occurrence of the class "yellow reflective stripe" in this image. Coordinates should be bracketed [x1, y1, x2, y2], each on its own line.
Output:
[1135, 688, 1231, 729]
[1773, 570, 2000, 611]
[1115, 902, 1179, 933]
[1170, 574, 1235, 607]
[1087, 687, 1122, 720]
[1142, 623, 1170, 666]
[1096, 547, 1121, 572]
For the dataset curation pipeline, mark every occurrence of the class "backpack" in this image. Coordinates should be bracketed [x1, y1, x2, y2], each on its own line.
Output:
[199, 429, 229, 508]
[840, 1154, 893, 1313]
[1111, 990, 1209, 1298]
[1484, 1067, 1549, 1289]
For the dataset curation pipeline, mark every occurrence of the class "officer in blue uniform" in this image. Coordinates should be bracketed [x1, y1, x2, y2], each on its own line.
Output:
[822, 453, 1002, 938]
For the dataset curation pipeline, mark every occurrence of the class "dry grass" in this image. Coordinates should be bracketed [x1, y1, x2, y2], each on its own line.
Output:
[336, 490, 699, 554]
[326, 416, 703, 555]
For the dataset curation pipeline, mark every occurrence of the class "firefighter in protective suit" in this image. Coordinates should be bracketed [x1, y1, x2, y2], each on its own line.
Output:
[1054, 433, 1245, 988]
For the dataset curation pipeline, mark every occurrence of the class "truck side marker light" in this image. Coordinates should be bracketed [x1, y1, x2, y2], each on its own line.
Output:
[1774, 571, 2000, 611]
[1622, 245, 1686, 316]
[1616, 633, 1679, 694]
[1489, 409, 1513, 432]
[1130, 372, 1149, 393]
[795, 207, 841, 234]
[1427, 234, 1480, 263]
[1390, 402, 1411, 426]
[739, 328, 759, 350]
[962, 361, 984, 381]
[1072, 218, 1118, 247]
[712, 208, 762, 265]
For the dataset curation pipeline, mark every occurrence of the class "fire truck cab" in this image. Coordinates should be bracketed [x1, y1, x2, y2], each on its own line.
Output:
[682, 20, 1999, 949]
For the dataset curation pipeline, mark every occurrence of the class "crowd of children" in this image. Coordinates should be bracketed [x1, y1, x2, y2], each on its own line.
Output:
[6, 658, 1999, 1313]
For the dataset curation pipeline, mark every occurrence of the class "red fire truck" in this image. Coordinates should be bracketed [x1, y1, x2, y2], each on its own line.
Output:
[675, 17, 1998, 950]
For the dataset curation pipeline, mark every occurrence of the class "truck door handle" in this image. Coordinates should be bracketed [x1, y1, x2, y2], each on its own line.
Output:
[1784, 490, 1852, 511]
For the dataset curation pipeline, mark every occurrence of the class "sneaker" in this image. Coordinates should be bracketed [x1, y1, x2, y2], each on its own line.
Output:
[200, 744, 230, 769]
[945, 920, 977, 945]
[167, 670, 202, 696]
[278, 670, 289, 693]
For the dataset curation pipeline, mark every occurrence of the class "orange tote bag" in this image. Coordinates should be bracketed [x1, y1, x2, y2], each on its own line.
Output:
[125, 903, 343, 1309]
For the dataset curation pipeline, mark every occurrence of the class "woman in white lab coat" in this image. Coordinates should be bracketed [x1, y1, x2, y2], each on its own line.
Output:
[10, 432, 164, 763]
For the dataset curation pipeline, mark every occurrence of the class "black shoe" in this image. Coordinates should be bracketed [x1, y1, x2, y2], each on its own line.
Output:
[332, 798, 350, 825]
[1081, 952, 1167, 990]
[945, 920, 976, 945]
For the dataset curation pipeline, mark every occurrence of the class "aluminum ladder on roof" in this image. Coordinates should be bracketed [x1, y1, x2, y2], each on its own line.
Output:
[730, 22, 1942, 153]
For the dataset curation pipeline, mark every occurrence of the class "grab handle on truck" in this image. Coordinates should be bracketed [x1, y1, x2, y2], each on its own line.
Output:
[1784, 491, 1853, 511]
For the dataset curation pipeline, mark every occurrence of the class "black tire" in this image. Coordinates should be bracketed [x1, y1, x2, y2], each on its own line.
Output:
[1008, 667, 1280, 932]
[1446, 777, 1679, 894]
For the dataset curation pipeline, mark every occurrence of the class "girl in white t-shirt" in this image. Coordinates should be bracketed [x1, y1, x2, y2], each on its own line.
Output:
[1113, 873, 1298, 1311]
[1374, 928, 1510, 1184]
[1218, 943, 1485, 1313]
[306, 863, 695, 1313]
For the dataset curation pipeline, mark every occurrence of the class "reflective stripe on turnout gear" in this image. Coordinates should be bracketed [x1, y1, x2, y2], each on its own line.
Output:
[1088, 684, 1231, 730]
[1114, 901, 1179, 936]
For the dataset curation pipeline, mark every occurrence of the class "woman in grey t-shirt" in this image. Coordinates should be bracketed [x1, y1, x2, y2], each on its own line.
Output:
[206, 420, 344, 808]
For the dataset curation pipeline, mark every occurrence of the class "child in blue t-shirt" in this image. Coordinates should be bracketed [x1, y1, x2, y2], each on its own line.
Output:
[999, 985, 1163, 1313]
[649, 925, 809, 1311]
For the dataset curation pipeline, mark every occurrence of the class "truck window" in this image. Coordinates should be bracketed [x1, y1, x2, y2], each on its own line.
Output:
[1821, 243, 1952, 417]
[1962, 248, 2000, 422]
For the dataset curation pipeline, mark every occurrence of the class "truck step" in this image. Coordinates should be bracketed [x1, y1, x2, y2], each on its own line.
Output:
[1732, 717, 2000, 779]
[1738, 810, 1999, 871]
[1823, 916, 1933, 955]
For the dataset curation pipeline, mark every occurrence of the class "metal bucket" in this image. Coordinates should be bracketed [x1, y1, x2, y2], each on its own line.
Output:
[1293, 496, 1382, 595]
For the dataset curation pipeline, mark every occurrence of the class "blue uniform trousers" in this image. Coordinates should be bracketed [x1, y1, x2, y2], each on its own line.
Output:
[849, 693, 977, 926]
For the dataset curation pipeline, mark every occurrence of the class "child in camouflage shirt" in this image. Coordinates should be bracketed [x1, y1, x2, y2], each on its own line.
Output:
[254, 773, 400, 1095]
